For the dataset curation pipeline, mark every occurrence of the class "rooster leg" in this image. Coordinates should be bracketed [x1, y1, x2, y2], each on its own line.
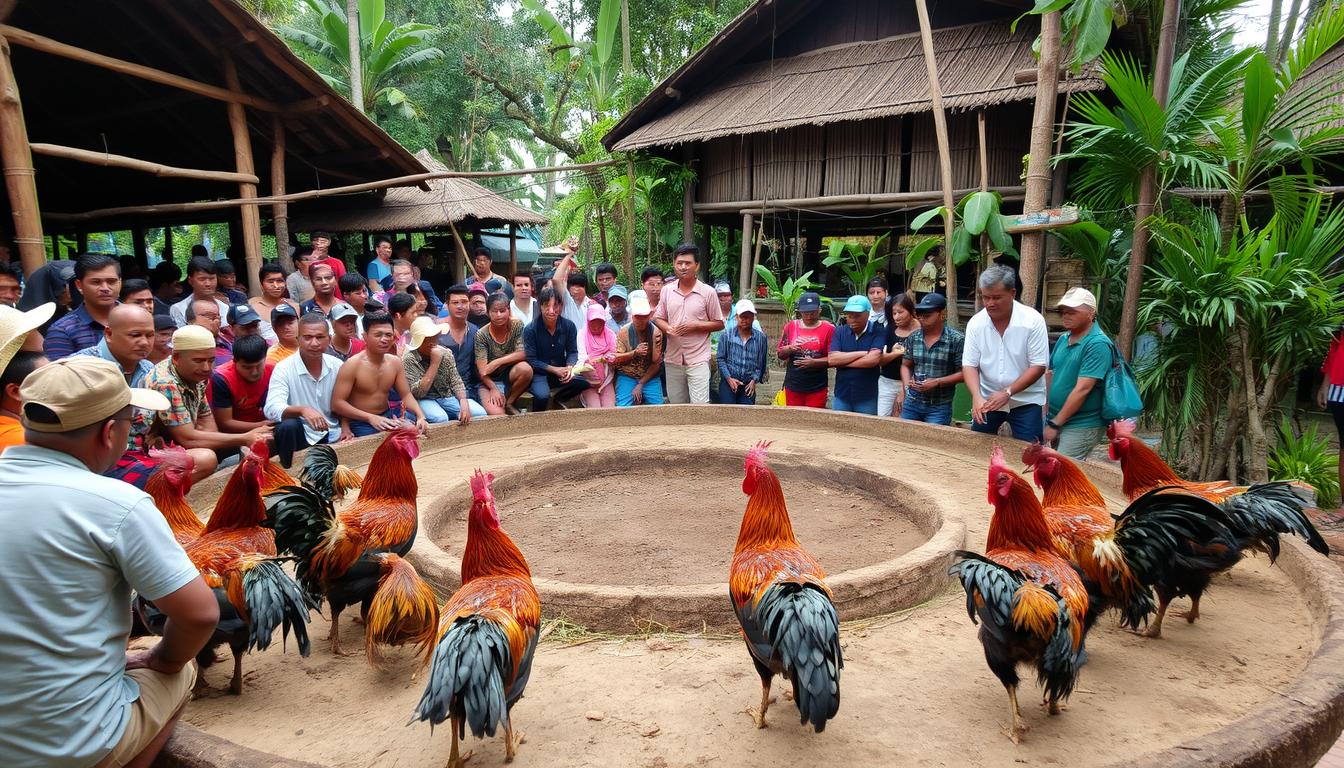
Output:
[1001, 685, 1029, 744]
[503, 720, 525, 763]
[1138, 594, 1171, 639]
[329, 606, 355, 657]
[229, 651, 244, 695]
[746, 680, 773, 729]
[1176, 595, 1201, 624]
[447, 717, 473, 768]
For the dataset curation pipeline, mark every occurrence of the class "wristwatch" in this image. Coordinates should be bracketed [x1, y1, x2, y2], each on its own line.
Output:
[1047, 419, 1062, 430]
[1003, 387, 1013, 398]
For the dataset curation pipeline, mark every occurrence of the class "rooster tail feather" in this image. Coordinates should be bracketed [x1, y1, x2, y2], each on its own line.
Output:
[1223, 482, 1329, 558]
[756, 580, 842, 732]
[1037, 596, 1081, 705]
[239, 559, 313, 657]
[365, 554, 440, 665]
[299, 444, 342, 499]
[262, 484, 339, 593]
[334, 464, 364, 499]
[411, 615, 511, 739]
[950, 550, 1025, 630]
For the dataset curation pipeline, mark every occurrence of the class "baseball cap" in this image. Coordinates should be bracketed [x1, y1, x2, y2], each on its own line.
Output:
[408, 316, 446, 347]
[585, 302, 609, 324]
[734, 299, 757, 316]
[628, 290, 652, 316]
[21, 356, 169, 433]
[364, 298, 385, 312]
[271, 303, 299, 322]
[797, 292, 821, 312]
[467, 283, 489, 297]
[228, 304, 261, 326]
[713, 280, 732, 295]
[607, 284, 629, 301]
[1057, 286, 1098, 311]
[153, 314, 176, 332]
[914, 293, 947, 313]
[329, 302, 357, 322]
[0, 302, 56, 378]
[842, 295, 872, 314]
[172, 325, 215, 352]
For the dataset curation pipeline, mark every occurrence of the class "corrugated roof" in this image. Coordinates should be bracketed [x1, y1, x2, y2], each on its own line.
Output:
[291, 150, 548, 232]
[610, 21, 1102, 152]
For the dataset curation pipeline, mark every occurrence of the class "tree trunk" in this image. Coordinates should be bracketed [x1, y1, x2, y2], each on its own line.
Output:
[1017, 12, 1060, 310]
[913, 0, 959, 326]
[1266, 0, 1284, 60]
[345, 0, 363, 113]
[1278, 0, 1306, 64]
[596, 205, 610, 263]
[623, 154, 636, 284]
[1236, 320, 1270, 483]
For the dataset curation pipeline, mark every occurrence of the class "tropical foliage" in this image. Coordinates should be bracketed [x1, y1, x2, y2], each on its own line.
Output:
[1268, 417, 1340, 507]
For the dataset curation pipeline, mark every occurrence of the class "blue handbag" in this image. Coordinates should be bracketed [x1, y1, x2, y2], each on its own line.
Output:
[1102, 339, 1144, 422]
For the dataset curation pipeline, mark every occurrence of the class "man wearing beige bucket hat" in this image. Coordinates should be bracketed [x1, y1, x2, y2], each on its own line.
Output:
[0, 357, 219, 768]
[0, 302, 57, 453]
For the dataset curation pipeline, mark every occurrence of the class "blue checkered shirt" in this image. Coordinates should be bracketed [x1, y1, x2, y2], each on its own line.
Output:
[717, 326, 769, 383]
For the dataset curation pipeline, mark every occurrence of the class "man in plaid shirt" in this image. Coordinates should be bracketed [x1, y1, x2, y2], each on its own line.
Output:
[900, 293, 964, 425]
[716, 299, 768, 405]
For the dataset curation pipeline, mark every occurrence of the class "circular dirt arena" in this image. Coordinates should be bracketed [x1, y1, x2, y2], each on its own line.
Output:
[173, 406, 1344, 768]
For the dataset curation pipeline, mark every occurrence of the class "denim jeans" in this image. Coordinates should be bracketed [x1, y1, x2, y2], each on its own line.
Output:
[900, 397, 953, 425]
[420, 397, 488, 423]
[718, 378, 758, 405]
[832, 393, 878, 415]
[971, 403, 1044, 443]
[615, 374, 665, 406]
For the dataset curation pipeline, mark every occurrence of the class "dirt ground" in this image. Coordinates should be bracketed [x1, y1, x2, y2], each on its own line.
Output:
[185, 555, 1309, 768]
[431, 471, 927, 586]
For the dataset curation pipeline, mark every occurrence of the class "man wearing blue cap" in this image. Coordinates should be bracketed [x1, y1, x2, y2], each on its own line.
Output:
[900, 292, 964, 425]
[828, 295, 883, 414]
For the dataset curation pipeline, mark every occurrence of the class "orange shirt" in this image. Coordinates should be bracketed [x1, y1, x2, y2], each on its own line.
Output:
[0, 413, 23, 455]
[267, 344, 298, 365]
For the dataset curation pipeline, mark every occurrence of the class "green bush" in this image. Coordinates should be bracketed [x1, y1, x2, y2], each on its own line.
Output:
[1268, 417, 1339, 507]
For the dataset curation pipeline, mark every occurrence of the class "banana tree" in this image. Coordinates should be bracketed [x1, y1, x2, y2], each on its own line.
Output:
[907, 190, 1018, 270]
[521, 0, 621, 116]
[822, 234, 893, 294]
[276, 0, 444, 118]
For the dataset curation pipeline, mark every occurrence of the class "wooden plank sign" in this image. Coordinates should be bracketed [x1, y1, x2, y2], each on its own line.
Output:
[1003, 206, 1080, 234]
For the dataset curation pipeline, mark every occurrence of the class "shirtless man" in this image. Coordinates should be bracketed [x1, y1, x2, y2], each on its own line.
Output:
[330, 312, 428, 438]
[249, 263, 299, 343]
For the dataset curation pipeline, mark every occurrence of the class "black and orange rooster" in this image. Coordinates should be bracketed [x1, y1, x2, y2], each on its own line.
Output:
[138, 443, 312, 694]
[145, 445, 202, 546]
[730, 442, 842, 732]
[265, 428, 438, 661]
[1020, 443, 1235, 631]
[413, 470, 540, 768]
[1106, 421, 1329, 636]
[952, 448, 1091, 743]
[253, 439, 300, 497]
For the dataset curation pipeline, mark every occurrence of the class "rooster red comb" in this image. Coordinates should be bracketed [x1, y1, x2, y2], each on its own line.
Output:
[745, 440, 773, 470]
[1107, 419, 1136, 440]
[248, 437, 270, 462]
[149, 444, 193, 471]
[1021, 442, 1045, 468]
[989, 444, 1009, 472]
[469, 469, 495, 503]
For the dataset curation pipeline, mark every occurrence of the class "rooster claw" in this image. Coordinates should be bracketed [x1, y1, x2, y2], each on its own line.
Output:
[745, 706, 770, 729]
[1001, 724, 1028, 744]
[782, 690, 794, 702]
[447, 749, 473, 768]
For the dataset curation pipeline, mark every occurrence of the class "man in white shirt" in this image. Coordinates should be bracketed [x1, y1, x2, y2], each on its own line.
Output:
[550, 254, 592, 330]
[263, 313, 345, 468]
[961, 264, 1049, 442]
[510, 273, 537, 324]
[168, 256, 230, 329]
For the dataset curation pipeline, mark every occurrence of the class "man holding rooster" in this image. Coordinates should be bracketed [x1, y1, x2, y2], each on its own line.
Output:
[0, 356, 218, 768]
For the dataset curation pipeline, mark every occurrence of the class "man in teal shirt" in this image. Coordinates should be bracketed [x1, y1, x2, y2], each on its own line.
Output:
[1045, 287, 1113, 460]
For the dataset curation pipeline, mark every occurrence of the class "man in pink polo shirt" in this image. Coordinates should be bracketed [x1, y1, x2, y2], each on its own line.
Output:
[653, 244, 724, 404]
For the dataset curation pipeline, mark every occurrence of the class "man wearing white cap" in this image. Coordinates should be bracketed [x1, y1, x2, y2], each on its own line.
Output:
[0, 356, 218, 768]
[402, 316, 485, 424]
[612, 290, 664, 406]
[1045, 286, 1113, 460]
[716, 299, 768, 405]
[0, 303, 56, 453]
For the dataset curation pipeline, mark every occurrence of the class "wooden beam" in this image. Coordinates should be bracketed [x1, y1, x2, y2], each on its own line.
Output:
[0, 24, 284, 112]
[0, 36, 43, 276]
[270, 115, 292, 273]
[508, 223, 518, 278]
[44, 159, 618, 224]
[222, 57, 263, 298]
[29, 142, 259, 184]
[738, 212, 753, 296]
[694, 187, 1026, 215]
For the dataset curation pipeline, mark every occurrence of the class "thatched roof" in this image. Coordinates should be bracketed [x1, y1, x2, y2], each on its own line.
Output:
[291, 151, 548, 233]
[1294, 40, 1344, 131]
[7, 0, 425, 228]
[606, 19, 1103, 152]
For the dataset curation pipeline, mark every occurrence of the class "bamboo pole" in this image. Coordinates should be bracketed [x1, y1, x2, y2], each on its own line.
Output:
[0, 36, 42, 275]
[1117, 0, 1181, 360]
[681, 145, 695, 243]
[508, 223, 518, 278]
[913, 0, 959, 325]
[222, 57, 263, 298]
[29, 142, 259, 184]
[1017, 12, 1061, 310]
[0, 25, 284, 112]
[44, 159, 621, 225]
[447, 219, 470, 283]
[131, 227, 146, 263]
[270, 115, 292, 273]
[749, 209, 766, 297]
[739, 212, 754, 295]
[976, 109, 990, 313]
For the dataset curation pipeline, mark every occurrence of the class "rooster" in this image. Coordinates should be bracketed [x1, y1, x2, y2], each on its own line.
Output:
[252, 439, 300, 496]
[1106, 421, 1329, 636]
[730, 442, 842, 732]
[951, 447, 1091, 743]
[299, 444, 364, 501]
[145, 445, 202, 546]
[137, 445, 312, 694]
[1020, 444, 1235, 630]
[412, 470, 540, 768]
[265, 428, 439, 661]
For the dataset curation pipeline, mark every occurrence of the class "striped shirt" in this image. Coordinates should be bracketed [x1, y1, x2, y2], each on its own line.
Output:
[716, 326, 768, 383]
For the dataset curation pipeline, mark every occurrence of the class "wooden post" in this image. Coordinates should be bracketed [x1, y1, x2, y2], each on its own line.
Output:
[270, 115, 292, 273]
[76, 232, 87, 253]
[447, 219, 471, 282]
[739, 212, 754, 296]
[976, 109, 990, 313]
[345, 0, 364, 113]
[749, 213, 766, 298]
[131, 227, 146, 263]
[222, 57, 263, 297]
[913, 0, 959, 326]
[1118, 0, 1180, 360]
[681, 145, 696, 243]
[508, 223, 518, 277]
[162, 224, 174, 264]
[0, 37, 43, 275]
[1017, 12, 1061, 310]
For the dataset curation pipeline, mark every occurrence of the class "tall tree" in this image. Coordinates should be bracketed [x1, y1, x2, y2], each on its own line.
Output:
[346, 0, 364, 112]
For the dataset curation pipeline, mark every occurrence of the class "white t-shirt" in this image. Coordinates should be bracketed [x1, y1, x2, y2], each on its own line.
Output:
[962, 301, 1050, 408]
[510, 297, 537, 324]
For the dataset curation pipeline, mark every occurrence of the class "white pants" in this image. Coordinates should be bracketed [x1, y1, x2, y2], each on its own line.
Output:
[877, 375, 903, 417]
[665, 361, 711, 404]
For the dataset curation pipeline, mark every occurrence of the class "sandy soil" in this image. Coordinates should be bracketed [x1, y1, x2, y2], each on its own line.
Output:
[185, 558, 1310, 768]
[431, 472, 927, 586]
